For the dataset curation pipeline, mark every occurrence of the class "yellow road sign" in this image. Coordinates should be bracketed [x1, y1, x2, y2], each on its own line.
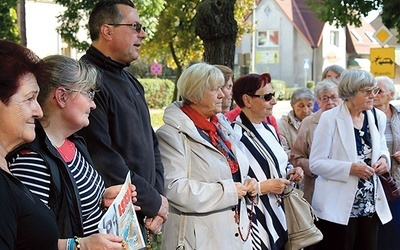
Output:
[373, 25, 394, 47]
[370, 47, 395, 78]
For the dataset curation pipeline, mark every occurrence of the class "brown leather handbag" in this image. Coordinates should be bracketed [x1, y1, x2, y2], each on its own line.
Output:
[379, 172, 400, 202]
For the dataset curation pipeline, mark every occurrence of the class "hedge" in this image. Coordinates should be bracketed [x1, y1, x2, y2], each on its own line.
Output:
[141, 78, 175, 109]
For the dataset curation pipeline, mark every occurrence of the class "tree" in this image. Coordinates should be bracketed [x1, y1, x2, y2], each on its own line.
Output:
[306, 0, 400, 41]
[140, 0, 204, 99]
[195, 0, 237, 69]
[0, 0, 19, 42]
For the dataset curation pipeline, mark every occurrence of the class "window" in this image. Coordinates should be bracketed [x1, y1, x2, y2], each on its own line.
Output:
[257, 30, 279, 47]
[330, 30, 339, 46]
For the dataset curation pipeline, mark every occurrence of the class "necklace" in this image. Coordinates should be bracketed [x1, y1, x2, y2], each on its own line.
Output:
[234, 196, 255, 242]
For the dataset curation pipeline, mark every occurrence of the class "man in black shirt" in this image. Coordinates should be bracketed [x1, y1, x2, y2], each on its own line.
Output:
[79, 0, 167, 235]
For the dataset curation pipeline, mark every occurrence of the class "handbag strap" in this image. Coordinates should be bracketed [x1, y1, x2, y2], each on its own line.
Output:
[233, 121, 280, 179]
[176, 134, 190, 250]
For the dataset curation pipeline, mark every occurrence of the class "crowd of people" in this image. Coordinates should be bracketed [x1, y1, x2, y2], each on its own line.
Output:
[0, 0, 399, 249]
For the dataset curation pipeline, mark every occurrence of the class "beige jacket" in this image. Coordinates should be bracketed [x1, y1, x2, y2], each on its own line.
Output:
[278, 110, 300, 156]
[290, 110, 322, 203]
[156, 102, 252, 250]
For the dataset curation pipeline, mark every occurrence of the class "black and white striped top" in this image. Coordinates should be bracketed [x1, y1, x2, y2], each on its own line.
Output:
[9, 148, 105, 236]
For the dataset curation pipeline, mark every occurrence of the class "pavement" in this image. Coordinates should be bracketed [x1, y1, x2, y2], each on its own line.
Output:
[272, 100, 292, 120]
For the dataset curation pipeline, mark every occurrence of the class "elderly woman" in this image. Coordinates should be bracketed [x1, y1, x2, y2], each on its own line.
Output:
[156, 62, 257, 249]
[290, 79, 342, 203]
[310, 69, 392, 250]
[230, 73, 303, 250]
[374, 76, 400, 249]
[313, 64, 344, 112]
[8, 55, 136, 250]
[278, 87, 314, 155]
[0, 40, 58, 249]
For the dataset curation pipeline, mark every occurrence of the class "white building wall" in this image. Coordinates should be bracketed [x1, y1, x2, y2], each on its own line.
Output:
[25, 0, 88, 59]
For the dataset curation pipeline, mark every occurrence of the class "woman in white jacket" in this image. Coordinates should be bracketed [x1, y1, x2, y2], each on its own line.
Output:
[156, 62, 257, 250]
[310, 69, 392, 250]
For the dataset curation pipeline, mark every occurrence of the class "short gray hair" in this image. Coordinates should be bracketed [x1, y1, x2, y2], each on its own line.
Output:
[314, 79, 338, 99]
[290, 87, 314, 106]
[177, 62, 224, 104]
[321, 64, 344, 80]
[376, 76, 396, 100]
[338, 69, 375, 101]
[39, 55, 99, 105]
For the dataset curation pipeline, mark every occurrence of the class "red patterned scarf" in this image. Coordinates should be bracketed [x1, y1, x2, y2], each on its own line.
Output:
[181, 104, 238, 174]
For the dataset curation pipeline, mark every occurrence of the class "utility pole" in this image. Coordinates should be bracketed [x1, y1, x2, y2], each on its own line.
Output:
[17, 0, 26, 46]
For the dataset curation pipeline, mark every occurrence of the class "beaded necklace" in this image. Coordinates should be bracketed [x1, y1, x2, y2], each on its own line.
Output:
[234, 196, 255, 242]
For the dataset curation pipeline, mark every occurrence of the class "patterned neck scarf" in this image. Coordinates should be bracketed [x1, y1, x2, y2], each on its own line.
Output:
[181, 104, 238, 174]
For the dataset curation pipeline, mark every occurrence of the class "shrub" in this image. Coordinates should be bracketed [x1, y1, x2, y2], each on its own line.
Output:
[141, 78, 175, 109]
[306, 80, 315, 90]
[271, 79, 286, 100]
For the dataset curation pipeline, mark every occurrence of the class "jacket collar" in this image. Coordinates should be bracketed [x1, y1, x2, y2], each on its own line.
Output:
[83, 45, 130, 73]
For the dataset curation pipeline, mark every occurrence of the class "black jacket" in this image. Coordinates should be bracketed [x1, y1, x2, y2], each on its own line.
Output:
[79, 46, 164, 222]
[7, 122, 93, 238]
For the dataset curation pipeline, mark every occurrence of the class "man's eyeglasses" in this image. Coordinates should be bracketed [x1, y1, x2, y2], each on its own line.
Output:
[66, 89, 96, 100]
[360, 87, 380, 97]
[247, 92, 275, 102]
[107, 22, 146, 33]
[319, 95, 339, 102]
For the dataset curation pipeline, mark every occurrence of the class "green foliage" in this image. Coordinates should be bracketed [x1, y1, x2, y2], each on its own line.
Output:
[271, 79, 286, 100]
[235, 0, 255, 44]
[306, 0, 400, 42]
[284, 87, 297, 101]
[141, 0, 203, 71]
[150, 109, 165, 129]
[306, 80, 315, 90]
[141, 78, 175, 109]
[0, 0, 19, 42]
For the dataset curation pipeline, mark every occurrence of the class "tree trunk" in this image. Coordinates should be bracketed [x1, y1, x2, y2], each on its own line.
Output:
[195, 0, 237, 69]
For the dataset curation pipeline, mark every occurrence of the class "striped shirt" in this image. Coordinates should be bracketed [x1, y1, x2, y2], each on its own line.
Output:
[10, 148, 105, 236]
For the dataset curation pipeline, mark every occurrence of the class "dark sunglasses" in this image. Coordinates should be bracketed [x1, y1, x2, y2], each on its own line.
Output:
[107, 22, 146, 33]
[247, 92, 275, 102]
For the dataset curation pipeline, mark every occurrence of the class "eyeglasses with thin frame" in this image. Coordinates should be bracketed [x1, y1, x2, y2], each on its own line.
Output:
[107, 22, 146, 33]
[360, 87, 380, 97]
[247, 92, 275, 102]
[65, 89, 96, 100]
[319, 95, 339, 102]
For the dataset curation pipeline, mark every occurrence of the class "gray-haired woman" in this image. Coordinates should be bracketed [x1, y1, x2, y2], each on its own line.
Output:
[310, 69, 391, 250]
[374, 75, 400, 249]
[290, 79, 342, 203]
[278, 87, 314, 155]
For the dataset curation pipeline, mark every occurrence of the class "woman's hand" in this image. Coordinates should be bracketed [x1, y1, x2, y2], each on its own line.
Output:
[145, 215, 164, 234]
[103, 184, 140, 211]
[392, 151, 400, 164]
[259, 178, 290, 195]
[373, 157, 389, 176]
[79, 233, 124, 250]
[350, 162, 375, 180]
[235, 182, 249, 199]
[287, 167, 304, 183]
[244, 177, 258, 197]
